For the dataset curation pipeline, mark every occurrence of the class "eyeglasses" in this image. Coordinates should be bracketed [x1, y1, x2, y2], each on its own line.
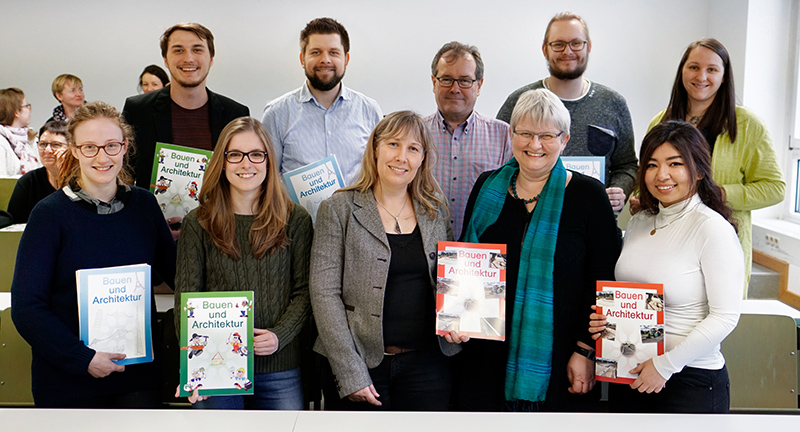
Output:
[224, 150, 266, 164]
[435, 77, 478, 89]
[19, 103, 31, 110]
[546, 40, 588, 52]
[513, 130, 564, 143]
[75, 142, 125, 157]
[37, 141, 66, 151]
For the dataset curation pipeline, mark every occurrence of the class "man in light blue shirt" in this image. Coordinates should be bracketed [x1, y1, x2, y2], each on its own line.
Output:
[261, 17, 382, 185]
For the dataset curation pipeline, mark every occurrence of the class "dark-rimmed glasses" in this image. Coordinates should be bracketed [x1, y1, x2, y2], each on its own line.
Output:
[513, 130, 564, 144]
[75, 142, 125, 157]
[37, 141, 67, 151]
[225, 150, 267, 164]
[435, 77, 478, 89]
[546, 40, 588, 52]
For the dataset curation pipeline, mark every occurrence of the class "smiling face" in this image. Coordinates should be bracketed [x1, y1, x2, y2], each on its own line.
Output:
[644, 142, 697, 207]
[163, 30, 214, 89]
[432, 53, 483, 126]
[38, 131, 68, 171]
[71, 117, 127, 196]
[140, 72, 165, 93]
[301, 33, 349, 92]
[224, 131, 267, 199]
[681, 46, 724, 111]
[511, 118, 568, 179]
[56, 83, 84, 111]
[375, 129, 425, 192]
[542, 19, 591, 81]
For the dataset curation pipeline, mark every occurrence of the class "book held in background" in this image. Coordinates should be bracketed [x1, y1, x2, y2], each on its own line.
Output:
[178, 291, 255, 397]
[435, 241, 507, 341]
[282, 155, 345, 223]
[149, 142, 212, 225]
[76, 263, 152, 365]
[562, 156, 605, 183]
[595, 280, 664, 384]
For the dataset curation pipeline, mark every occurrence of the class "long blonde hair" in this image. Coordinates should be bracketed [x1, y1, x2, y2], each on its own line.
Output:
[196, 117, 293, 259]
[345, 110, 446, 220]
[60, 101, 136, 188]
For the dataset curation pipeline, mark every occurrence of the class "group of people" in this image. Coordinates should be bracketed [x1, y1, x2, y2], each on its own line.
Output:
[7, 10, 786, 415]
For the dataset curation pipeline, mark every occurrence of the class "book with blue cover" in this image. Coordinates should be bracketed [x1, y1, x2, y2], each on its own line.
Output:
[562, 156, 605, 183]
[75, 263, 152, 366]
[179, 291, 255, 397]
[282, 155, 345, 223]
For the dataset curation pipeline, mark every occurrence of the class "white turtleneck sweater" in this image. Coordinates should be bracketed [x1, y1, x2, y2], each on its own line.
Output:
[615, 194, 742, 380]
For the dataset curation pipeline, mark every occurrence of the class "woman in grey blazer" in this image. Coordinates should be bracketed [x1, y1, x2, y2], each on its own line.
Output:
[310, 111, 464, 411]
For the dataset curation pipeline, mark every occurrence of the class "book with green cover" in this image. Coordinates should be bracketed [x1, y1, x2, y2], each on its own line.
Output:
[178, 291, 255, 397]
[149, 142, 212, 225]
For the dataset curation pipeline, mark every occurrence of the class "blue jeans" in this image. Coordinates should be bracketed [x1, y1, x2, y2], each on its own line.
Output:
[193, 367, 303, 410]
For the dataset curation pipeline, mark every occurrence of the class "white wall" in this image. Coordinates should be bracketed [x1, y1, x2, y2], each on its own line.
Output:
[2, 0, 714, 149]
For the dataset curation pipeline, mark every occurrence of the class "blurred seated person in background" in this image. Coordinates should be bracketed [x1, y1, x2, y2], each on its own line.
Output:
[0, 87, 40, 176]
[138, 65, 170, 94]
[46, 74, 85, 124]
[8, 120, 68, 223]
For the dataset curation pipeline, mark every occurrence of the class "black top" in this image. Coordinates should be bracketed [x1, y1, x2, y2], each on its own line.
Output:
[7, 167, 56, 223]
[382, 225, 435, 349]
[454, 170, 620, 411]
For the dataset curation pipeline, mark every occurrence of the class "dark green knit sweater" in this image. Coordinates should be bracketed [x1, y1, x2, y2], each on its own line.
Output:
[175, 205, 313, 373]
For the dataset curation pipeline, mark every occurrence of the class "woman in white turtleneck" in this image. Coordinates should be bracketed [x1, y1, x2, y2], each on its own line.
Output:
[590, 121, 742, 414]
[0, 88, 41, 176]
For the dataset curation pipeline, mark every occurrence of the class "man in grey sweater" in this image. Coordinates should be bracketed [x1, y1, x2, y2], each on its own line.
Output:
[497, 11, 637, 213]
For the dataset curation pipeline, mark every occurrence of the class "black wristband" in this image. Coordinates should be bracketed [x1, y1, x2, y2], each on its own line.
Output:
[575, 345, 595, 360]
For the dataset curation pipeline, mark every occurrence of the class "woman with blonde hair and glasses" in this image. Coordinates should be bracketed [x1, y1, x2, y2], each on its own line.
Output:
[310, 110, 463, 411]
[174, 117, 312, 410]
[12, 101, 176, 408]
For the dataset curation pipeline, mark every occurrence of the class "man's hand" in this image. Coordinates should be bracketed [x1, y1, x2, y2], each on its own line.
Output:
[606, 187, 626, 212]
[348, 384, 382, 406]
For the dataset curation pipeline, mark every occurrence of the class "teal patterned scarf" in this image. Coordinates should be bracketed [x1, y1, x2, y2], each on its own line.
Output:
[462, 157, 565, 402]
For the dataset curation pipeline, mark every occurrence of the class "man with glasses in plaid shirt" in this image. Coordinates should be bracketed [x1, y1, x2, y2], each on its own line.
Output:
[425, 41, 512, 239]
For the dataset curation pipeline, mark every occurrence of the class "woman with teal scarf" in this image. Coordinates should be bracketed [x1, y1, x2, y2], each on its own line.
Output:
[453, 89, 620, 411]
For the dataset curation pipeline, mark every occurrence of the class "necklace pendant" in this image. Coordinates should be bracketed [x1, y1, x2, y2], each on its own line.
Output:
[394, 218, 402, 235]
[650, 229, 657, 236]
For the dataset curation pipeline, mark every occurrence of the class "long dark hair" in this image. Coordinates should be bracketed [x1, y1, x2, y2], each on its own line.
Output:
[637, 121, 736, 231]
[662, 38, 738, 143]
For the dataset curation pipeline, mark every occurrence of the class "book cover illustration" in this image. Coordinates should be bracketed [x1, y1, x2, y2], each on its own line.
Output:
[149, 142, 212, 225]
[282, 155, 345, 223]
[76, 263, 152, 366]
[179, 291, 255, 397]
[595, 280, 665, 384]
[562, 156, 605, 184]
[435, 241, 507, 341]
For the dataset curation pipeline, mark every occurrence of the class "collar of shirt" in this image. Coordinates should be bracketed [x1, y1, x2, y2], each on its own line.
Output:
[434, 110, 477, 135]
[64, 179, 131, 214]
[299, 81, 351, 109]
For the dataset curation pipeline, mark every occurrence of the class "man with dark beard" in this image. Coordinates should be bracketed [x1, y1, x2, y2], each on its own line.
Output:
[123, 22, 249, 189]
[496, 12, 637, 212]
[261, 17, 382, 185]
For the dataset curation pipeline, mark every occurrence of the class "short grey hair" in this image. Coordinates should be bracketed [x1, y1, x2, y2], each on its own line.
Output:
[509, 89, 571, 134]
[430, 41, 484, 81]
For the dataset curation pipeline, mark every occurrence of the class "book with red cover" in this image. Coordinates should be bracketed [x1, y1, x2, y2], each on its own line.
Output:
[595, 280, 665, 384]
[435, 241, 507, 341]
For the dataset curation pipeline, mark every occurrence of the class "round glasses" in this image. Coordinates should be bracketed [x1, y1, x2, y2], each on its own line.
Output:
[546, 40, 588, 52]
[435, 77, 478, 89]
[513, 130, 564, 144]
[75, 142, 125, 157]
[224, 150, 266, 164]
[37, 141, 67, 151]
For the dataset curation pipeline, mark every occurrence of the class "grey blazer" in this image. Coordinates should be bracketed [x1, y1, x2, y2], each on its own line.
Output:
[310, 189, 459, 398]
